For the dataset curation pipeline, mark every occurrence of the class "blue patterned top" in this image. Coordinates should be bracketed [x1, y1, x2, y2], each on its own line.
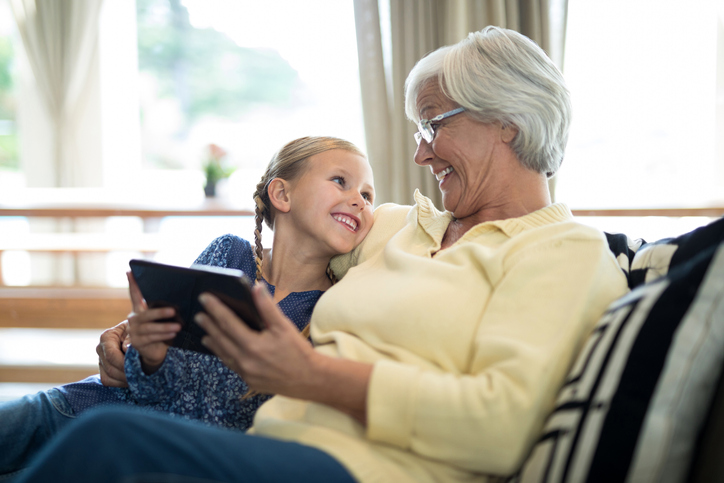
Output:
[57, 235, 323, 432]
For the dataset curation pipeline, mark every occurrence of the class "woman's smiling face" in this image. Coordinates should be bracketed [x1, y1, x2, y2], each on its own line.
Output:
[413, 81, 514, 220]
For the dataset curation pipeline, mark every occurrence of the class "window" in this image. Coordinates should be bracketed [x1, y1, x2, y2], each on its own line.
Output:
[132, 0, 364, 201]
[557, 1, 723, 241]
[103, 0, 365, 285]
[118, 0, 365, 281]
[0, 0, 364, 286]
[0, 0, 18, 186]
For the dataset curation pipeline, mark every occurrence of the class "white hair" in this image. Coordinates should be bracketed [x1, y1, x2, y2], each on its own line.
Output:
[404, 26, 571, 177]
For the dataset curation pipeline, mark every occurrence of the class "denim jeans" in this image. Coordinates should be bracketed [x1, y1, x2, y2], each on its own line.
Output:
[15, 406, 356, 483]
[0, 389, 75, 481]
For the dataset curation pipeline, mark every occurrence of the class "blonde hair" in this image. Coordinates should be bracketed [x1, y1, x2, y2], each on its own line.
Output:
[252, 136, 365, 336]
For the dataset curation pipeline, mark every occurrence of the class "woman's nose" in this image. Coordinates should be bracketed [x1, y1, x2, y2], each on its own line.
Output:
[414, 139, 433, 166]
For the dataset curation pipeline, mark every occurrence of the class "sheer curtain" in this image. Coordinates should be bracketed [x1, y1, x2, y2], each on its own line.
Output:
[10, 0, 108, 285]
[354, 0, 568, 207]
[10, 0, 103, 187]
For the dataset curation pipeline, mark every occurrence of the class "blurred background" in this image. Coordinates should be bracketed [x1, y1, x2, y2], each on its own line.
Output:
[0, 0, 722, 398]
[0, 0, 364, 286]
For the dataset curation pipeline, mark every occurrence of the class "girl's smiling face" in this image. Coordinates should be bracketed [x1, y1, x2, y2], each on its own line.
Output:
[285, 149, 375, 257]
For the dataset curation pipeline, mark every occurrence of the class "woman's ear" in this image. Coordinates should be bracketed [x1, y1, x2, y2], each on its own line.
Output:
[501, 124, 518, 144]
[267, 178, 292, 213]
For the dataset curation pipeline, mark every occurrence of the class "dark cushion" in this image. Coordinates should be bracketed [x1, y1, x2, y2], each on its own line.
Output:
[604, 232, 646, 288]
[511, 241, 724, 482]
[605, 216, 724, 290]
[628, 216, 724, 289]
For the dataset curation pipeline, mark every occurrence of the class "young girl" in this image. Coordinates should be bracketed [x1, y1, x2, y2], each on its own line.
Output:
[122, 135, 375, 426]
[0, 136, 375, 479]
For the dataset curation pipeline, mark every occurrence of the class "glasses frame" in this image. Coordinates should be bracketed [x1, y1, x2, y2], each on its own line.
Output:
[414, 107, 466, 145]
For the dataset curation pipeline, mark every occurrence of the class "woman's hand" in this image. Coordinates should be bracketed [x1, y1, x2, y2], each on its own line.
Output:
[126, 271, 181, 374]
[197, 284, 374, 424]
[196, 285, 320, 398]
[96, 320, 131, 387]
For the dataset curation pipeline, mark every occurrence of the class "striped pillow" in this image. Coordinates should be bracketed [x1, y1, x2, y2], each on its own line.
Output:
[511, 239, 724, 483]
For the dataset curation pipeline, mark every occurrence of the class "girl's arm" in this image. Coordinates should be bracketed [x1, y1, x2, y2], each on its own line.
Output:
[124, 235, 266, 429]
[124, 343, 266, 430]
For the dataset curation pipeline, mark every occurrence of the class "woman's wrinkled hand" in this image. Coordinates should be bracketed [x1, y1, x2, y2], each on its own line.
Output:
[96, 320, 130, 387]
[196, 284, 321, 399]
[126, 271, 181, 374]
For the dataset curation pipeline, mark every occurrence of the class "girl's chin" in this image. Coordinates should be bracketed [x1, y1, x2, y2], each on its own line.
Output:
[329, 238, 357, 256]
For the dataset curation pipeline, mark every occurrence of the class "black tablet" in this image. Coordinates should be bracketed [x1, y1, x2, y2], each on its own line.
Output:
[129, 259, 264, 355]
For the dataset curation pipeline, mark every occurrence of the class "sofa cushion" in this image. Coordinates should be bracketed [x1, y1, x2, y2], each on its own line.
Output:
[511, 240, 724, 483]
[628, 216, 724, 288]
[604, 232, 646, 288]
[688, 360, 724, 482]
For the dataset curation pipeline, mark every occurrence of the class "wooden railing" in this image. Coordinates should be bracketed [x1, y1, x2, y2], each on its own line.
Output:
[0, 189, 254, 387]
[0, 190, 721, 388]
[0, 188, 254, 286]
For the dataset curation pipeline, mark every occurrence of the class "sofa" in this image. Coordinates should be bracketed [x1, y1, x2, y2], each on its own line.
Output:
[507, 216, 724, 482]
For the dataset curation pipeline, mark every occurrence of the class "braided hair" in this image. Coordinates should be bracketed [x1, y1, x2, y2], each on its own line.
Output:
[252, 136, 363, 286]
[243, 136, 363, 397]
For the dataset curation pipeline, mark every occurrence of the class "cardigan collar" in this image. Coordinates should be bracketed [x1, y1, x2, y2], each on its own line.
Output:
[413, 189, 573, 242]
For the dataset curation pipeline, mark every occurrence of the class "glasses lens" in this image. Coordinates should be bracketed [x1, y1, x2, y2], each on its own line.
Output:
[414, 132, 422, 145]
[416, 121, 434, 144]
[422, 126, 433, 143]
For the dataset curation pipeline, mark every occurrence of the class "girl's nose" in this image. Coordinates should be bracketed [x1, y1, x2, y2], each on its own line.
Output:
[349, 191, 365, 209]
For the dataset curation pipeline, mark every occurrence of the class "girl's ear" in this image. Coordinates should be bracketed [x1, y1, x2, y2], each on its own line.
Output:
[267, 178, 292, 213]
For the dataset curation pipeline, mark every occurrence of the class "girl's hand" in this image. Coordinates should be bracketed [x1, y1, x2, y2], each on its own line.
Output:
[196, 284, 320, 399]
[126, 271, 181, 374]
[196, 284, 373, 424]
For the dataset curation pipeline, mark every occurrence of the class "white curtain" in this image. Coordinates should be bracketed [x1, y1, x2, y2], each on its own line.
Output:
[10, 0, 103, 187]
[354, 0, 568, 207]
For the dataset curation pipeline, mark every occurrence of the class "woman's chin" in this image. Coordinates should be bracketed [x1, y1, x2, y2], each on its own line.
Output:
[440, 193, 459, 215]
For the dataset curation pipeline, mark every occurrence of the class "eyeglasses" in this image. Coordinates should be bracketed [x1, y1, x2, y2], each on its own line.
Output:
[413, 107, 466, 145]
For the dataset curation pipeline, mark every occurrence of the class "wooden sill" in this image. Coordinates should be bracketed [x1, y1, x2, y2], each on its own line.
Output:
[0, 365, 97, 384]
[0, 287, 131, 329]
[571, 207, 724, 217]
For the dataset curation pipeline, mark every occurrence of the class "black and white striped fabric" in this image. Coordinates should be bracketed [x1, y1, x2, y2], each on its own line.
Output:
[509, 217, 724, 483]
[628, 217, 724, 289]
[604, 232, 646, 287]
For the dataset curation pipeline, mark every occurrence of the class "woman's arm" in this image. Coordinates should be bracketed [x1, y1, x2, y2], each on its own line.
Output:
[197, 285, 373, 424]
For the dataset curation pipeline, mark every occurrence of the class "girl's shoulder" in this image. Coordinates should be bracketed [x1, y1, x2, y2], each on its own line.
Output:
[193, 234, 256, 276]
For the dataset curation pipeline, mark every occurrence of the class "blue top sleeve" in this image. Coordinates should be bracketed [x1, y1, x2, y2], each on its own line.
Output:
[124, 235, 275, 431]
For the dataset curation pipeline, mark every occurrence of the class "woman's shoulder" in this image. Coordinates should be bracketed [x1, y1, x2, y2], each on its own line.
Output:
[330, 201, 414, 279]
[372, 201, 415, 228]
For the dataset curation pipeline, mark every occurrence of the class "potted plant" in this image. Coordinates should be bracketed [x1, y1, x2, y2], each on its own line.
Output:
[202, 143, 234, 197]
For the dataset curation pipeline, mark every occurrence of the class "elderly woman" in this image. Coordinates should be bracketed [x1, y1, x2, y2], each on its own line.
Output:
[16, 26, 627, 483]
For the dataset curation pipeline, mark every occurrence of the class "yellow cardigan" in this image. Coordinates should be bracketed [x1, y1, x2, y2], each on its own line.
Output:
[250, 191, 629, 482]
